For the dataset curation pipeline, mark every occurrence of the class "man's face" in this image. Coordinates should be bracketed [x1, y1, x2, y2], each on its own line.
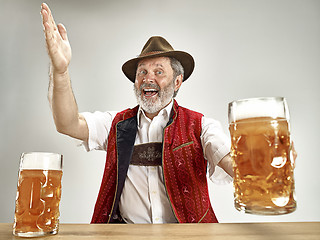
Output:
[134, 57, 180, 114]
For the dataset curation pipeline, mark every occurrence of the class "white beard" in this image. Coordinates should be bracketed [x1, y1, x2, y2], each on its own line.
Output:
[134, 81, 175, 114]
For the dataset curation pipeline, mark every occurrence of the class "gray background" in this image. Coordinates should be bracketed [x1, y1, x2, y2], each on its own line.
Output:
[1, 0, 319, 223]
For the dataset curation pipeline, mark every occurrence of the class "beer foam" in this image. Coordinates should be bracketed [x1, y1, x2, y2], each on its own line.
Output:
[20, 152, 63, 170]
[229, 97, 289, 122]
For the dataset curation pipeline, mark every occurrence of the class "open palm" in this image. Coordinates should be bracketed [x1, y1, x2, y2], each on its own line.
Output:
[41, 3, 71, 74]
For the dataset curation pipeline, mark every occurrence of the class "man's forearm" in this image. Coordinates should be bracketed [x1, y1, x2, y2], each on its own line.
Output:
[218, 153, 234, 177]
[48, 65, 80, 135]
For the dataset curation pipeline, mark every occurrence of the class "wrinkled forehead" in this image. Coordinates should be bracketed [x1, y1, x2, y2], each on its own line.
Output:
[137, 56, 171, 69]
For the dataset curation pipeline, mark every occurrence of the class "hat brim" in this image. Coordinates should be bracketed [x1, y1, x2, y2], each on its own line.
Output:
[122, 51, 195, 83]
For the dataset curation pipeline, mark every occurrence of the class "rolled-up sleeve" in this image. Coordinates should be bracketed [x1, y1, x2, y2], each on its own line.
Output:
[201, 116, 232, 184]
[80, 111, 118, 151]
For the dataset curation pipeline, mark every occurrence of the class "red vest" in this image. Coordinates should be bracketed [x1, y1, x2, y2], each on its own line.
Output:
[91, 100, 218, 223]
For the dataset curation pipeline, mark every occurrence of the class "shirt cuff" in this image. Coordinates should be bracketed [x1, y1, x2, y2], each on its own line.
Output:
[79, 112, 99, 152]
[208, 144, 233, 185]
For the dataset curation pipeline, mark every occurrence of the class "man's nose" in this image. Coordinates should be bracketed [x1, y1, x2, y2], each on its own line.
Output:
[143, 73, 155, 83]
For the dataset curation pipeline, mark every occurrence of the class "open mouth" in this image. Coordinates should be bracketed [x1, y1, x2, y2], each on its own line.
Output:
[143, 88, 159, 98]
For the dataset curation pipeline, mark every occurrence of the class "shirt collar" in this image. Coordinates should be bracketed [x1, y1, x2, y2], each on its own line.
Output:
[137, 99, 174, 126]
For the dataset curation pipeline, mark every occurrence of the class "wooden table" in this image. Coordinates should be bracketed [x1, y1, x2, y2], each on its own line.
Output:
[1, 222, 320, 240]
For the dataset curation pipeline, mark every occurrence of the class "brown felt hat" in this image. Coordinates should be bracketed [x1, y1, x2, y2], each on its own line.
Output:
[122, 36, 195, 83]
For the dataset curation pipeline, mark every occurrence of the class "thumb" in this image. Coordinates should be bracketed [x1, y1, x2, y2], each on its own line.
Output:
[57, 23, 68, 41]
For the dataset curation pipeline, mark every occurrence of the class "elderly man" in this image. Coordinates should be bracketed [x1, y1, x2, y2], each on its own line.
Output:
[41, 3, 234, 224]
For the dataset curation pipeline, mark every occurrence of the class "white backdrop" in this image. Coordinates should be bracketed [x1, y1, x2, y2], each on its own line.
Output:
[1, 0, 319, 223]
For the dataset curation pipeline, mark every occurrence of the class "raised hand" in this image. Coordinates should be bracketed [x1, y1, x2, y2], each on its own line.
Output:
[41, 3, 71, 75]
[40, 3, 89, 141]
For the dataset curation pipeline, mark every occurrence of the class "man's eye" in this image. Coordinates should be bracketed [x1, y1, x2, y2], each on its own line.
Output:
[138, 70, 146, 75]
[156, 71, 163, 75]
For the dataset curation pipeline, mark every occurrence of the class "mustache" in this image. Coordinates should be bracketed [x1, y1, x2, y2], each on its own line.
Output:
[139, 83, 160, 91]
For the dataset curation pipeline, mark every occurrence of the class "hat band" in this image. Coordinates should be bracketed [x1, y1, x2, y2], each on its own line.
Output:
[139, 51, 168, 57]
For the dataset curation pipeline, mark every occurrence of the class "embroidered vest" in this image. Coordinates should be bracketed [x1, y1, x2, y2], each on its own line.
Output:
[91, 100, 218, 223]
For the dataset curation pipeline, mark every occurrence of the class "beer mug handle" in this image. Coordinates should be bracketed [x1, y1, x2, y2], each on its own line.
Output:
[290, 142, 297, 168]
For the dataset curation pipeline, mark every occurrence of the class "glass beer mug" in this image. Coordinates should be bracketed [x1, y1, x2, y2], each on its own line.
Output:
[13, 152, 63, 237]
[228, 97, 296, 215]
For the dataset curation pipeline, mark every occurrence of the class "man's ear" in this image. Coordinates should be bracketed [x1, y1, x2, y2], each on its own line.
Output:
[174, 74, 183, 91]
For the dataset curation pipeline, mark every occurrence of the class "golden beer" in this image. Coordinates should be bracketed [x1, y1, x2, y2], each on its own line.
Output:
[13, 152, 63, 237]
[228, 97, 296, 215]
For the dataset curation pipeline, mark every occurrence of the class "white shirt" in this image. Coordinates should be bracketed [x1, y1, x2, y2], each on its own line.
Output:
[81, 100, 231, 224]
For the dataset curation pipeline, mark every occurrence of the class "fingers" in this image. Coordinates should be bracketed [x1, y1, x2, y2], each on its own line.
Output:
[41, 4, 54, 41]
[41, 3, 64, 51]
[40, 3, 72, 73]
[41, 3, 60, 48]
[57, 24, 68, 41]
[41, 3, 57, 31]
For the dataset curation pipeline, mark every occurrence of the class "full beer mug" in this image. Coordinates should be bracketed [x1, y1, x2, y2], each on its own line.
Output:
[13, 152, 63, 237]
[228, 97, 296, 215]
